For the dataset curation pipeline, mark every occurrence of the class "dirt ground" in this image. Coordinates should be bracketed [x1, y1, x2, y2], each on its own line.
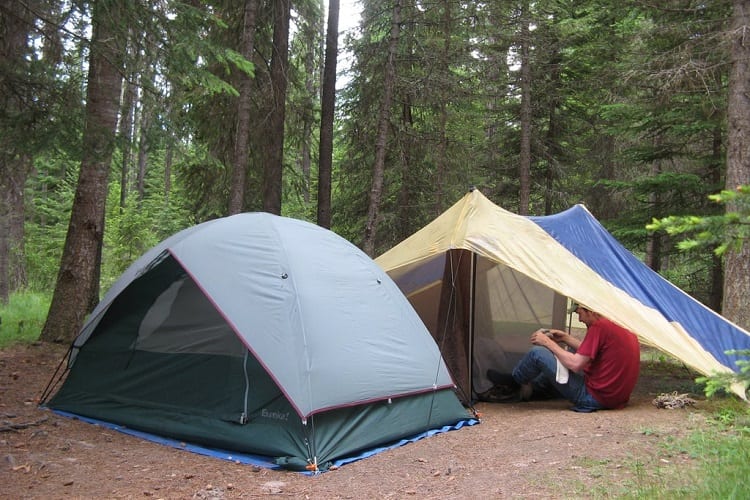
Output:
[1, 342, 709, 499]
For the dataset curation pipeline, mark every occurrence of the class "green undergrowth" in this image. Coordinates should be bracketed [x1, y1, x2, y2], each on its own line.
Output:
[567, 399, 750, 498]
[0, 291, 50, 348]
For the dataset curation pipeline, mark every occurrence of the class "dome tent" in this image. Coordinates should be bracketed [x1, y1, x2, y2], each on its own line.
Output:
[45, 213, 473, 471]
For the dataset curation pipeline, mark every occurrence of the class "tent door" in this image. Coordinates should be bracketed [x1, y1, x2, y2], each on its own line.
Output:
[240, 350, 250, 424]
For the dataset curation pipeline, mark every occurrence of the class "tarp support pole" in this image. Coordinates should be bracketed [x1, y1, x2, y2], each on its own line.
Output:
[468, 252, 477, 397]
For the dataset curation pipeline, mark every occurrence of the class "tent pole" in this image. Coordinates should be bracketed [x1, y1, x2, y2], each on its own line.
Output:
[302, 416, 319, 472]
[468, 252, 477, 398]
[39, 344, 74, 405]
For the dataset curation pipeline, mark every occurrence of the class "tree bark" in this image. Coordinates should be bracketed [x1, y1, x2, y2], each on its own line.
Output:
[263, 0, 291, 215]
[723, 0, 750, 330]
[164, 139, 173, 200]
[136, 104, 150, 201]
[708, 121, 724, 312]
[118, 73, 135, 209]
[0, 0, 34, 303]
[544, 44, 562, 215]
[645, 139, 663, 271]
[362, 0, 401, 256]
[518, 1, 531, 215]
[135, 68, 156, 203]
[301, 25, 316, 206]
[317, 0, 339, 228]
[433, 0, 452, 217]
[228, 0, 258, 215]
[40, 0, 125, 343]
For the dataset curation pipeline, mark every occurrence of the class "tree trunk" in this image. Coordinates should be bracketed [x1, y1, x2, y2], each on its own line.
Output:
[317, 0, 339, 228]
[0, 0, 33, 303]
[118, 73, 135, 209]
[137, 62, 163, 203]
[518, 1, 532, 215]
[136, 101, 151, 201]
[645, 141, 663, 271]
[164, 140, 173, 201]
[362, 0, 401, 256]
[433, 0, 452, 217]
[0, 156, 28, 304]
[228, 0, 258, 215]
[708, 121, 724, 312]
[722, 0, 750, 330]
[263, 0, 291, 215]
[40, 0, 125, 343]
[544, 45, 562, 215]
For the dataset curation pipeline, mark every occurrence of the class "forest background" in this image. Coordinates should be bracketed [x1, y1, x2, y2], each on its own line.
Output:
[0, 0, 749, 349]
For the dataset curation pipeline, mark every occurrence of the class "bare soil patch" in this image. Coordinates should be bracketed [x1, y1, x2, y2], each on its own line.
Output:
[1, 343, 708, 499]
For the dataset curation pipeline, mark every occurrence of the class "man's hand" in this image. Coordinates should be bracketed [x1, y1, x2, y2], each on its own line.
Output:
[548, 329, 568, 343]
[531, 329, 573, 349]
[531, 328, 590, 373]
[530, 329, 555, 348]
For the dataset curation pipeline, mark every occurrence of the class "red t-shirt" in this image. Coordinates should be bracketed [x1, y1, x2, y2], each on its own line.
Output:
[576, 317, 640, 409]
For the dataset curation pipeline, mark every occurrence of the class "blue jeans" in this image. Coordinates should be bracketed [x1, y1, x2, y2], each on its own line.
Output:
[512, 346, 604, 412]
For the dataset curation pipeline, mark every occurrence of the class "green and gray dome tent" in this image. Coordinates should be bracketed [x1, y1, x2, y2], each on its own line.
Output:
[45, 213, 473, 471]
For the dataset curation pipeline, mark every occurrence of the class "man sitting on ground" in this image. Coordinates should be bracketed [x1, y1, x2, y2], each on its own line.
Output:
[491, 303, 641, 412]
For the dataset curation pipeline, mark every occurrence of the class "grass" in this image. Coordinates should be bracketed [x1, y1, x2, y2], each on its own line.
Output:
[580, 400, 750, 499]
[681, 402, 750, 498]
[555, 355, 749, 499]
[0, 290, 50, 348]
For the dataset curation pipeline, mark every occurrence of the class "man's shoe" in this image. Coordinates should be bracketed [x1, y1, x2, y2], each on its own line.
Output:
[519, 383, 533, 401]
[487, 369, 519, 388]
[477, 384, 521, 403]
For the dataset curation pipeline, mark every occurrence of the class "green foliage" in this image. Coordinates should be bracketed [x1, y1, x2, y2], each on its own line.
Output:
[102, 160, 193, 291]
[175, 146, 231, 221]
[648, 185, 750, 256]
[8, 0, 744, 349]
[697, 349, 750, 399]
[102, 193, 163, 291]
[0, 291, 50, 348]
[161, 2, 253, 97]
[24, 157, 79, 291]
[602, 173, 713, 244]
[649, 186, 750, 398]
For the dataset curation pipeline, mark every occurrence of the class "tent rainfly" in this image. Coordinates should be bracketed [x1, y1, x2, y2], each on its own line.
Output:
[44, 213, 474, 471]
[375, 188, 750, 401]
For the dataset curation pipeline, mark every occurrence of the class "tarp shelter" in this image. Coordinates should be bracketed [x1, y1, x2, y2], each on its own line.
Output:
[375, 188, 750, 401]
[45, 213, 473, 471]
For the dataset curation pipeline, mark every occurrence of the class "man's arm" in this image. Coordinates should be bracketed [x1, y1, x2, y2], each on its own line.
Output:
[547, 329, 582, 350]
[532, 330, 590, 373]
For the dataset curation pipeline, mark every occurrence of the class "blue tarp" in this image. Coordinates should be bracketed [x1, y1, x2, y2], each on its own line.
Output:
[530, 205, 750, 371]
